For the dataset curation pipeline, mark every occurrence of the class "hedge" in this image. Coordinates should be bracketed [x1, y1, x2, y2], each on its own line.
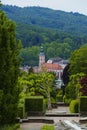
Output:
[69, 100, 79, 113]
[80, 96, 87, 115]
[25, 96, 46, 116]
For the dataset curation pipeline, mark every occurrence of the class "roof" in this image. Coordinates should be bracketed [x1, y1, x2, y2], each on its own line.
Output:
[43, 63, 63, 70]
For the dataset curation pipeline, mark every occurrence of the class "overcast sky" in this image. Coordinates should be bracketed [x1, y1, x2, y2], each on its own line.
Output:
[1, 0, 87, 15]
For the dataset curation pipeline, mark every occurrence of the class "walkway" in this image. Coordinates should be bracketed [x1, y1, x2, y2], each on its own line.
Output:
[20, 106, 80, 130]
[20, 123, 44, 130]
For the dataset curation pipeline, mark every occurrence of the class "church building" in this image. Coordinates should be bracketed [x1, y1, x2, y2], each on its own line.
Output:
[34, 46, 66, 79]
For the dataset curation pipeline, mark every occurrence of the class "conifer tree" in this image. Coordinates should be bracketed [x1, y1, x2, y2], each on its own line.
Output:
[0, 9, 21, 124]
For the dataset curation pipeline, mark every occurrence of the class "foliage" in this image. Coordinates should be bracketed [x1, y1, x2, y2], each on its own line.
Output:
[64, 73, 85, 104]
[2, 5, 87, 66]
[56, 95, 63, 102]
[18, 71, 55, 110]
[0, 1, 2, 7]
[62, 63, 70, 86]
[0, 10, 21, 124]
[79, 76, 87, 96]
[2, 5, 87, 36]
[69, 45, 87, 75]
[0, 124, 20, 130]
[80, 96, 87, 113]
[41, 125, 54, 130]
[69, 100, 79, 113]
[25, 96, 46, 116]
[37, 72, 55, 109]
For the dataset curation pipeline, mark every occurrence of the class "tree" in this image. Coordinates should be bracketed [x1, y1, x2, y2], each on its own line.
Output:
[0, 1, 2, 6]
[0, 10, 21, 124]
[64, 73, 85, 104]
[61, 63, 70, 95]
[80, 76, 87, 96]
[37, 72, 55, 110]
[69, 45, 87, 75]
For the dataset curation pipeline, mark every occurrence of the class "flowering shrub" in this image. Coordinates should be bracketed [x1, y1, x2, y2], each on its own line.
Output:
[80, 76, 87, 96]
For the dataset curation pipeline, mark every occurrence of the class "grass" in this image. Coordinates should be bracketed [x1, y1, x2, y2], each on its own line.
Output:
[41, 125, 54, 130]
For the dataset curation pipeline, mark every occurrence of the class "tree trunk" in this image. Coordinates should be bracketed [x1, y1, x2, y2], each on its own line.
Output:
[47, 93, 52, 110]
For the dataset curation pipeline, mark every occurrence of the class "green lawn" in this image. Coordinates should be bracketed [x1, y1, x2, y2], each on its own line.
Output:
[41, 125, 54, 130]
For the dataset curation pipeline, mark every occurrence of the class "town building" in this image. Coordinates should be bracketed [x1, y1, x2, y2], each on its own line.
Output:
[33, 46, 68, 79]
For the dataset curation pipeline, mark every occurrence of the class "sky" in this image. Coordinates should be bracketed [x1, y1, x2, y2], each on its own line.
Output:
[1, 0, 87, 15]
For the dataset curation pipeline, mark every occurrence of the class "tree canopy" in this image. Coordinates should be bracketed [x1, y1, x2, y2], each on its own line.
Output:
[69, 45, 87, 75]
[0, 10, 21, 124]
[1, 5, 87, 66]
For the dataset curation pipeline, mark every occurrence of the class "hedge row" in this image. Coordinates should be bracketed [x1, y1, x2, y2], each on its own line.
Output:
[18, 96, 46, 118]
[69, 96, 87, 115]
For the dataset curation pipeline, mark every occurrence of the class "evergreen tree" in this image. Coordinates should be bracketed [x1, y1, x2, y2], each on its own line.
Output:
[0, 10, 21, 124]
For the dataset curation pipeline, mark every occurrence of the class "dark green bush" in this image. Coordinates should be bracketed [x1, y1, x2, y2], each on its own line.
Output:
[56, 95, 63, 102]
[18, 106, 24, 119]
[80, 96, 87, 113]
[0, 124, 20, 130]
[25, 96, 46, 115]
[69, 100, 79, 113]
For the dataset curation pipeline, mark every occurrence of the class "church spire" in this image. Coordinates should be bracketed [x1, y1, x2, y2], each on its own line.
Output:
[39, 46, 45, 67]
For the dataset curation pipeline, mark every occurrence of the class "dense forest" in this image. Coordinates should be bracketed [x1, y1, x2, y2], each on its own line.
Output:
[2, 5, 87, 66]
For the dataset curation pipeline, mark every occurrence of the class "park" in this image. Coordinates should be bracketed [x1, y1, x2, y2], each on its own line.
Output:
[0, 1, 87, 130]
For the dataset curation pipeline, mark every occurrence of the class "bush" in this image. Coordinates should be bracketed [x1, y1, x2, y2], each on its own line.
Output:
[80, 96, 87, 115]
[56, 95, 63, 102]
[69, 100, 79, 113]
[41, 125, 54, 130]
[18, 106, 24, 119]
[0, 124, 20, 130]
[51, 97, 56, 104]
[25, 96, 46, 116]
[63, 95, 71, 104]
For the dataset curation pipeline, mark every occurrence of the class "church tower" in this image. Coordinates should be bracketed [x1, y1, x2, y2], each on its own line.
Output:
[39, 46, 45, 67]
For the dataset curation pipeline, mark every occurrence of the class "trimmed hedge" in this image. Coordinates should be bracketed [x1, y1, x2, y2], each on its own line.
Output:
[80, 96, 87, 115]
[25, 96, 46, 116]
[69, 100, 79, 113]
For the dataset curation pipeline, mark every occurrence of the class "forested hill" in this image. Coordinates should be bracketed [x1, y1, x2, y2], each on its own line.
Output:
[2, 5, 87, 35]
[1, 5, 87, 66]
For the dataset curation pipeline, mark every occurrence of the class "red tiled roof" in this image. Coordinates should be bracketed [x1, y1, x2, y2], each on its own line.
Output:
[43, 63, 63, 70]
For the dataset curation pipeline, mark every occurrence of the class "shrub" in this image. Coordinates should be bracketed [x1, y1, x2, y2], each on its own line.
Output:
[79, 76, 87, 96]
[80, 96, 87, 114]
[63, 95, 71, 104]
[51, 97, 56, 104]
[56, 95, 63, 102]
[69, 100, 79, 113]
[18, 106, 24, 119]
[25, 96, 46, 116]
[0, 124, 20, 130]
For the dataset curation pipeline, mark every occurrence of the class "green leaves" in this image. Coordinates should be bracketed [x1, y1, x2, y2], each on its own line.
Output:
[69, 45, 87, 75]
[0, 11, 21, 124]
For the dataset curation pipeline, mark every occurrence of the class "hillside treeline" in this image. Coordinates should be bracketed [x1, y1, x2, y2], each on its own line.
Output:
[2, 5, 87, 66]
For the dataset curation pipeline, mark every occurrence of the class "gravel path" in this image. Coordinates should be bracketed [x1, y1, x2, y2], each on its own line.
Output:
[20, 106, 80, 130]
[20, 123, 45, 130]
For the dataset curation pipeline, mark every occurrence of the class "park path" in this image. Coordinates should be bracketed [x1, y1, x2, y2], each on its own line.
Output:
[20, 106, 80, 130]
[20, 123, 44, 130]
